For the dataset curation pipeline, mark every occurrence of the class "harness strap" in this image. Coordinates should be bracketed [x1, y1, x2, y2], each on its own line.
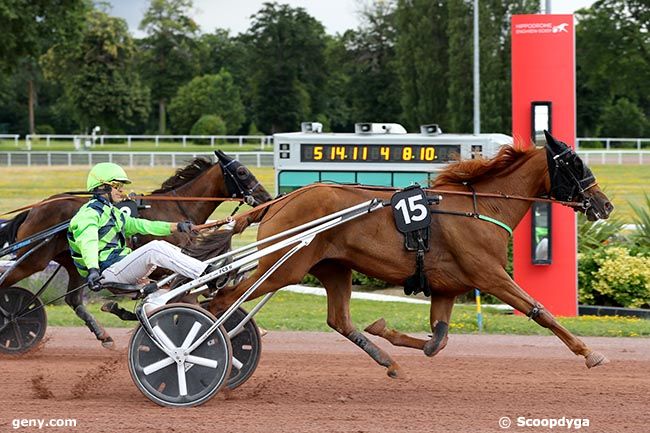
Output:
[477, 215, 513, 236]
[430, 209, 513, 236]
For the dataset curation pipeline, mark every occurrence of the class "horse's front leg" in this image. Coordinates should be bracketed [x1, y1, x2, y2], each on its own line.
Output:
[365, 293, 454, 357]
[60, 259, 113, 348]
[481, 270, 608, 368]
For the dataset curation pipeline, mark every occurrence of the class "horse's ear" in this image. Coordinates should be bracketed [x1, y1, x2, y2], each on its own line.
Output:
[543, 130, 567, 155]
[214, 150, 229, 162]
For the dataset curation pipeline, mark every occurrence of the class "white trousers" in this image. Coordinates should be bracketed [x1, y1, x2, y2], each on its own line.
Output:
[101, 240, 208, 285]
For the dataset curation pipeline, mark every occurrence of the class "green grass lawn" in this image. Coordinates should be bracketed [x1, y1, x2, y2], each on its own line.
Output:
[0, 164, 645, 221]
[45, 291, 650, 337]
[589, 165, 650, 220]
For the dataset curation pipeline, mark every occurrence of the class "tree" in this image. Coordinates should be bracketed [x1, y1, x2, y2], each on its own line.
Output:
[0, 0, 88, 134]
[598, 98, 647, 137]
[395, 0, 449, 130]
[245, 3, 328, 133]
[168, 70, 245, 134]
[576, 0, 650, 136]
[344, 2, 402, 126]
[42, 10, 150, 132]
[447, 0, 473, 132]
[139, 0, 200, 134]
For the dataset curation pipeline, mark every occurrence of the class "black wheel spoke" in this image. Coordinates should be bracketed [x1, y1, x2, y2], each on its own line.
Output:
[12, 321, 24, 349]
[0, 305, 10, 317]
[0, 287, 47, 354]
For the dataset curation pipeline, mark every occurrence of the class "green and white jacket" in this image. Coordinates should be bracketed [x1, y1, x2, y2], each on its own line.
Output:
[67, 195, 171, 277]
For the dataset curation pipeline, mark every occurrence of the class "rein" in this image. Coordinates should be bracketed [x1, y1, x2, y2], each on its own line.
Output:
[190, 180, 589, 235]
[1, 194, 246, 216]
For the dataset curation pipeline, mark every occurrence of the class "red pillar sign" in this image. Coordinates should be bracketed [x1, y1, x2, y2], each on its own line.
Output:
[511, 14, 577, 316]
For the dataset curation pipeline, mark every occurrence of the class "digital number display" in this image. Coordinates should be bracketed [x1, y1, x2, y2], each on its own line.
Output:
[300, 144, 460, 163]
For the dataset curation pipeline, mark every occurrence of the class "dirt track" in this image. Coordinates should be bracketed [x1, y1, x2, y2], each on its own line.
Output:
[2, 327, 649, 433]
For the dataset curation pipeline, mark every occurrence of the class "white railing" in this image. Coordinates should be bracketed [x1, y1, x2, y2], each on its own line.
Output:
[0, 134, 20, 146]
[0, 151, 274, 168]
[577, 150, 650, 165]
[22, 134, 274, 149]
[577, 137, 650, 150]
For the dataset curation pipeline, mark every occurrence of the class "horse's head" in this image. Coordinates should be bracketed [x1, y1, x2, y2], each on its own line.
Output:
[543, 131, 613, 221]
[214, 150, 273, 206]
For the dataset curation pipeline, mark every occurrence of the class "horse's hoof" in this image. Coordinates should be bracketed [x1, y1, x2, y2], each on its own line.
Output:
[585, 351, 609, 368]
[423, 335, 448, 357]
[386, 365, 403, 379]
[101, 337, 115, 349]
[100, 301, 117, 313]
[364, 318, 386, 336]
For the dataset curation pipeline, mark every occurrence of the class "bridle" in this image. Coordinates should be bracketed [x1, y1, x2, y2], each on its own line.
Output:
[546, 144, 597, 212]
[217, 156, 263, 207]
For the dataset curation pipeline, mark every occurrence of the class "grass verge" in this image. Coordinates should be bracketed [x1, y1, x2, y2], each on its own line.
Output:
[45, 291, 650, 337]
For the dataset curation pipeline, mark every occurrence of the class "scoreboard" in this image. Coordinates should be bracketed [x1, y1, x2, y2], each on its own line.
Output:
[274, 123, 512, 194]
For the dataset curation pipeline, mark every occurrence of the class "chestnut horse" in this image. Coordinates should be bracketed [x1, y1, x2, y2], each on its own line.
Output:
[0, 151, 272, 348]
[192, 132, 613, 378]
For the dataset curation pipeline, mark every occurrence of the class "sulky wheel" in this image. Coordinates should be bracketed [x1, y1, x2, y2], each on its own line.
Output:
[128, 304, 232, 407]
[0, 287, 47, 355]
[218, 306, 263, 390]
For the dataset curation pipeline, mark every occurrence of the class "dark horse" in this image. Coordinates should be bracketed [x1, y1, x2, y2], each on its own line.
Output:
[0, 151, 272, 348]
[191, 132, 613, 378]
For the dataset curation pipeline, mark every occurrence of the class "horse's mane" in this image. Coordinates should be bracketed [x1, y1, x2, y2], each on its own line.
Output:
[431, 145, 535, 187]
[151, 157, 215, 194]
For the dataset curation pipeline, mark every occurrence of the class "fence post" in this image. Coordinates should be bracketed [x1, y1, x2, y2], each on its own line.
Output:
[14, 135, 18, 147]
[47, 153, 51, 166]
[27, 153, 31, 166]
[239, 136, 243, 147]
[257, 153, 261, 167]
[46, 135, 51, 147]
[606, 138, 610, 150]
[150, 153, 154, 167]
[129, 153, 133, 167]
[100, 136, 105, 146]
[182, 136, 186, 147]
[211, 136, 215, 146]
[618, 152, 622, 165]
[68, 153, 71, 166]
[601, 152, 605, 164]
[128, 136, 132, 147]
[7, 152, 11, 166]
[172, 153, 176, 167]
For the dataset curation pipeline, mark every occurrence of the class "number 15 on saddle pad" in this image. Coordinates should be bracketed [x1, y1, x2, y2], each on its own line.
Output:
[390, 185, 439, 233]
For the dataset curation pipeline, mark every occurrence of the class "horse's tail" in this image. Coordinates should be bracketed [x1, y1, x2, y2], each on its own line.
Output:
[185, 229, 235, 261]
[185, 205, 270, 261]
[0, 211, 29, 248]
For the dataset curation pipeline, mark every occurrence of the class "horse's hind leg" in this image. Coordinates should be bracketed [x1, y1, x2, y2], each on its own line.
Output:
[310, 261, 403, 379]
[365, 294, 454, 357]
[482, 270, 608, 368]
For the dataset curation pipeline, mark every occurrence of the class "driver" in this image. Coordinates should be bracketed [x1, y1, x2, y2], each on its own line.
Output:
[67, 162, 211, 292]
